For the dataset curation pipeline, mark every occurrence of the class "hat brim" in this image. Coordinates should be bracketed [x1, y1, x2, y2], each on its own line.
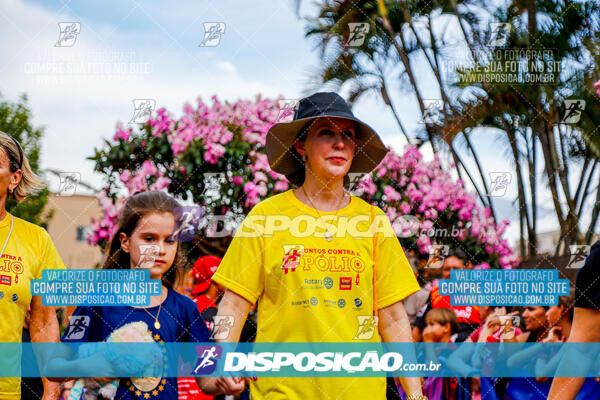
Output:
[192, 281, 210, 295]
[266, 114, 388, 176]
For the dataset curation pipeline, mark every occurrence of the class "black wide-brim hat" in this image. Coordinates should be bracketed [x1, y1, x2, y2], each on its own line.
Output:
[266, 92, 389, 176]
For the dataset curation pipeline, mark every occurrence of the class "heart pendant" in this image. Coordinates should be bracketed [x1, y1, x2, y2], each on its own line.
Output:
[154, 321, 161, 330]
[324, 229, 333, 242]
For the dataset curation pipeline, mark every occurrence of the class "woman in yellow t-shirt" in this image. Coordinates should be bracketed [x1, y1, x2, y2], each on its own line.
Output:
[0, 131, 65, 400]
[205, 92, 426, 400]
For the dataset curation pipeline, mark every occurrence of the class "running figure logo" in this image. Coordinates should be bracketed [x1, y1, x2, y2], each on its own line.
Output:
[129, 99, 156, 124]
[210, 316, 235, 340]
[55, 22, 81, 47]
[171, 206, 202, 242]
[281, 245, 305, 274]
[566, 245, 590, 269]
[560, 100, 585, 124]
[192, 345, 223, 375]
[57, 172, 81, 196]
[346, 23, 370, 47]
[276, 99, 299, 122]
[426, 245, 449, 269]
[347, 173, 366, 196]
[199, 23, 226, 47]
[488, 172, 512, 197]
[202, 173, 226, 198]
[136, 244, 160, 268]
[421, 100, 444, 124]
[488, 23, 510, 47]
[354, 316, 378, 340]
[64, 316, 90, 340]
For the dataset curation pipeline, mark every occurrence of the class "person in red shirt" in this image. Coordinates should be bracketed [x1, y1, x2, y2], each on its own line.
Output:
[191, 256, 224, 326]
[416, 249, 481, 342]
[178, 256, 223, 400]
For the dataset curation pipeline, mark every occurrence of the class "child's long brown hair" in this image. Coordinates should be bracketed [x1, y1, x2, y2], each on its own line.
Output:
[102, 191, 186, 290]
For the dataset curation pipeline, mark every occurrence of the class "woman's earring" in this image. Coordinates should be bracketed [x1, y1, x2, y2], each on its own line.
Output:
[301, 154, 307, 163]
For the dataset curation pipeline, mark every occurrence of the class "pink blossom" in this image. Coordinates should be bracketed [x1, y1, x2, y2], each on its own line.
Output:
[594, 80, 600, 97]
[150, 176, 170, 191]
[231, 176, 244, 185]
[474, 262, 490, 269]
[204, 143, 225, 164]
[141, 160, 158, 176]
[424, 208, 438, 220]
[400, 202, 411, 214]
[254, 171, 268, 183]
[274, 180, 289, 192]
[244, 182, 259, 198]
[421, 220, 434, 232]
[383, 185, 401, 201]
[113, 123, 131, 142]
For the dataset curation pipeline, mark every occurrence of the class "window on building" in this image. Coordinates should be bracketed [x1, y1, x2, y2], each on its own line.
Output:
[76, 226, 90, 242]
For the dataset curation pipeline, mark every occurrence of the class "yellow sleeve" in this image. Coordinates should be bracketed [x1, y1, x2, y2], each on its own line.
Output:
[211, 204, 266, 304]
[36, 228, 66, 279]
[373, 208, 420, 309]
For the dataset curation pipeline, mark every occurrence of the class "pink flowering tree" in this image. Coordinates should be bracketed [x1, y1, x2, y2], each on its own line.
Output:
[89, 95, 518, 268]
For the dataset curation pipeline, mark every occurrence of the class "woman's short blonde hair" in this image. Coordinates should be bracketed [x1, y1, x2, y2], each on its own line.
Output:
[0, 131, 46, 202]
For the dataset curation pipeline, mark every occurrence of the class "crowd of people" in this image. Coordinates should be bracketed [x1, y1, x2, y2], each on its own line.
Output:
[397, 248, 600, 400]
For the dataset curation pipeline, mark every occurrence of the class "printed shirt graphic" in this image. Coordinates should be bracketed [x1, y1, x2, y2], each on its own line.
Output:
[62, 289, 211, 400]
[0, 213, 65, 400]
[211, 190, 420, 400]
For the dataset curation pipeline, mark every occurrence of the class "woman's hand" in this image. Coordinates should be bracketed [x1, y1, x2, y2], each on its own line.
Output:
[201, 376, 245, 396]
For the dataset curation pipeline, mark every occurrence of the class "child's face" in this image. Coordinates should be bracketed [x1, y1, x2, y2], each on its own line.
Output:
[423, 320, 449, 342]
[120, 212, 178, 279]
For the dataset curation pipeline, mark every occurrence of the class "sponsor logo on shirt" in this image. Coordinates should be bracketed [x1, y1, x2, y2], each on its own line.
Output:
[291, 299, 310, 306]
[64, 315, 90, 340]
[0, 274, 11, 286]
[303, 276, 337, 290]
[354, 298, 362, 308]
[0, 291, 3, 299]
[324, 299, 337, 307]
[338, 299, 346, 308]
[192, 345, 222, 375]
[310, 297, 318, 306]
[281, 245, 305, 274]
[339, 277, 352, 290]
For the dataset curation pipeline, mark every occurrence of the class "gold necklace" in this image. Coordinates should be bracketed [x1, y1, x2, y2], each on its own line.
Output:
[141, 289, 165, 330]
[301, 185, 348, 241]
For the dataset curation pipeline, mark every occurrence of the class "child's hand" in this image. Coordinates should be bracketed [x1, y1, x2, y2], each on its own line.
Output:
[422, 326, 435, 342]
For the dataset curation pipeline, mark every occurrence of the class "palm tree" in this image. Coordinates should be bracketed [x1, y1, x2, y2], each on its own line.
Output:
[298, 0, 600, 257]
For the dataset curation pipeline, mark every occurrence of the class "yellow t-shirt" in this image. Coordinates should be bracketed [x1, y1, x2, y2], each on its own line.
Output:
[0, 213, 66, 400]
[212, 189, 420, 400]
